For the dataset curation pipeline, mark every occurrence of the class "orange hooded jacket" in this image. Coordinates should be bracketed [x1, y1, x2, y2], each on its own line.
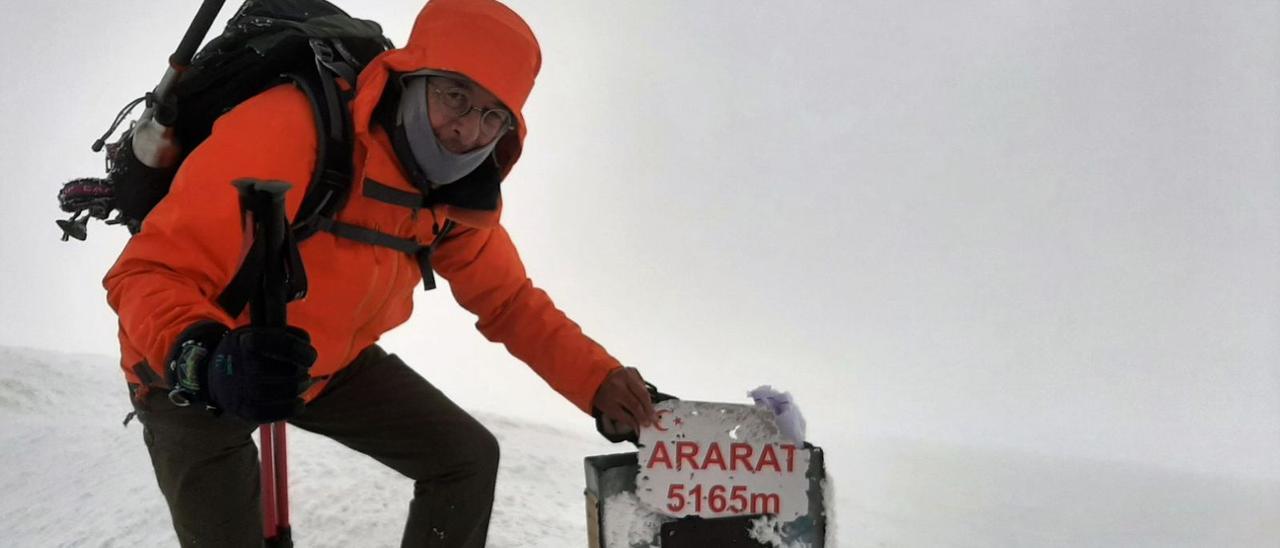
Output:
[104, 0, 621, 413]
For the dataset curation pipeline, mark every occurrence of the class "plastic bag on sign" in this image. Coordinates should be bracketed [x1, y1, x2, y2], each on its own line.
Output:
[748, 385, 806, 444]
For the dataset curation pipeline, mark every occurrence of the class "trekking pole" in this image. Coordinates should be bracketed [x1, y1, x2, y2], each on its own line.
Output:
[234, 179, 299, 548]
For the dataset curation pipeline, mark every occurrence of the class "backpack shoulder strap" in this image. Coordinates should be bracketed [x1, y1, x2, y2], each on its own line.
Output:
[217, 39, 356, 317]
[291, 38, 359, 242]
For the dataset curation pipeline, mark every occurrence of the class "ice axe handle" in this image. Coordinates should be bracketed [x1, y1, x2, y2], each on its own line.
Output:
[170, 0, 227, 71]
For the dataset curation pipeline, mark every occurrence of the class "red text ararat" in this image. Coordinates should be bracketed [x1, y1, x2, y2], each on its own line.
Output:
[644, 441, 799, 474]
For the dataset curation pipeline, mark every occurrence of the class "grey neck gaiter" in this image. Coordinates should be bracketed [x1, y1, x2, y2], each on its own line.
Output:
[397, 76, 499, 186]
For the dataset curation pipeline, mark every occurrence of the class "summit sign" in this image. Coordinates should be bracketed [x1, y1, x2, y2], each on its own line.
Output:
[635, 401, 813, 522]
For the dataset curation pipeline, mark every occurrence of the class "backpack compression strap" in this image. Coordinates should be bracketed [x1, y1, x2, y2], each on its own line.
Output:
[312, 216, 456, 291]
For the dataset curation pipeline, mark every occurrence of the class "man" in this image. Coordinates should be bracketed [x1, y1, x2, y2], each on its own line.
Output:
[105, 0, 656, 545]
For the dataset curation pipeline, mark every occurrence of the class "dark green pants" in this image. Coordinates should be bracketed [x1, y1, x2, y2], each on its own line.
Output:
[129, 346, 499, 548]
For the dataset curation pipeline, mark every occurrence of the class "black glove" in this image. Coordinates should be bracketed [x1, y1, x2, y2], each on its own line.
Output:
[167, 321, 317, 423]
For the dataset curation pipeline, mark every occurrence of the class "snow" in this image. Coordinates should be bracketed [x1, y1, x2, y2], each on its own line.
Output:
[748, 516, 810, 548]
[0, 346, 620, 547]
[601, 492, 669, 548]
[3, 345, 1278, 547]
[748, 385, 806, 444]
[820, 475, 837, 547]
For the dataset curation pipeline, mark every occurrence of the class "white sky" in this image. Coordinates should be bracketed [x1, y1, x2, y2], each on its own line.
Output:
[1, 0, 1277, 482]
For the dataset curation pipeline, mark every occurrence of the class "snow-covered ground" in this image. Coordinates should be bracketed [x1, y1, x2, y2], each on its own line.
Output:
[2, 345, 1276, 547]
[0, 346, 630, 547]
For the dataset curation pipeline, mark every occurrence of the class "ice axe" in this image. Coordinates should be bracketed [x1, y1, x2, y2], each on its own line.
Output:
[120, 0, 227, 169]
[232, 178, 307, 548]
[58, 0, 228, 241]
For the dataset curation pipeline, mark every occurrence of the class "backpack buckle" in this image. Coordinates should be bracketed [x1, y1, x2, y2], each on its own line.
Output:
[308, 38, 335, 64]
[309, 38, 356, 86]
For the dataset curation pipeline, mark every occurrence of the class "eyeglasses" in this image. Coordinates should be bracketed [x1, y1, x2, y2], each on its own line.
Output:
[426, 76, 515, 143]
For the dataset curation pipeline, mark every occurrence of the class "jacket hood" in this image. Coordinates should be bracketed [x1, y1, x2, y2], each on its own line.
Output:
[352, 0, 541, 181]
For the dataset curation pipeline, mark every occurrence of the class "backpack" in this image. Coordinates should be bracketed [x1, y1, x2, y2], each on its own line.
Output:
[56, 0, 390, 243]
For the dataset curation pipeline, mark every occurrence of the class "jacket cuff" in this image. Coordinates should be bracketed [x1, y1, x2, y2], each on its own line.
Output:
[579, 361, 623, 414]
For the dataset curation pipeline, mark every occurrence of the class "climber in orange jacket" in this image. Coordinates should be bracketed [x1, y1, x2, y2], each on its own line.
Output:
[105, 0, 656, 545]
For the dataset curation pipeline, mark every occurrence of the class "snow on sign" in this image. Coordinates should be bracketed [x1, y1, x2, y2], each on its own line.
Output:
[636, 400, 812, 522]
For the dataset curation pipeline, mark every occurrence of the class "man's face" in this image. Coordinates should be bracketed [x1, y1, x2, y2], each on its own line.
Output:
[425, 76, 513, 154]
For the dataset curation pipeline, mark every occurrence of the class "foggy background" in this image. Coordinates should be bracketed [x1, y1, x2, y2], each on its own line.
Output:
[1, 1, 1277, 538]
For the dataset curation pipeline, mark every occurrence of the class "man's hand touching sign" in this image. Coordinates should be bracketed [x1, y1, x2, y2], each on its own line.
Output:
[592, 366, 660, 440]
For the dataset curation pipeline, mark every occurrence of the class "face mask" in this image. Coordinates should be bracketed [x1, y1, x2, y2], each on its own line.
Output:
[397, 76, 499, 186]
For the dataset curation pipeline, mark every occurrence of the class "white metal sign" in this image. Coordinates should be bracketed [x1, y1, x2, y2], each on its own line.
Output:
[635, 400, 812, 522]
